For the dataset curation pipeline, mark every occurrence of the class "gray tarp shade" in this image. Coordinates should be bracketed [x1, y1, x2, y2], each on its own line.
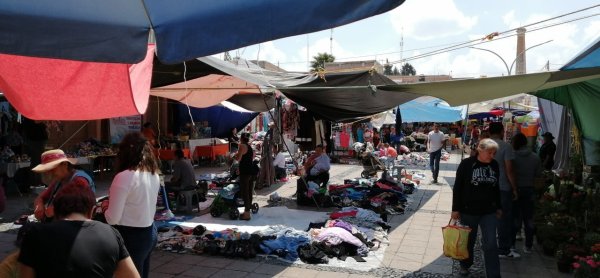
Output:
[150, 57, 314, 112]
[378, 68, 600, 106]
[280, 71, 420, 122]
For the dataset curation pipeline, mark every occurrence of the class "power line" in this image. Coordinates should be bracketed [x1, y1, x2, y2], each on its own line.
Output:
[392, 12, 600, 64]
[268, 4, 600, 66]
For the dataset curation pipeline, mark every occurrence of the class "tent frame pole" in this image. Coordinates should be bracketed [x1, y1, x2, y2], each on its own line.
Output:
[461, 104, 470, 160]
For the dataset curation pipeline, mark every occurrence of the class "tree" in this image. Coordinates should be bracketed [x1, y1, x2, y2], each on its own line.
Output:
[311, 53, 335, 72]
[383, 61, 393, 75]
[401, 63, 416, 76]
[392, 66, 400, 75]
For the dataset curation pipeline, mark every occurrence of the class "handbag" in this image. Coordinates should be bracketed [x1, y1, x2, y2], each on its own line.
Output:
[442, 219, 471, 260]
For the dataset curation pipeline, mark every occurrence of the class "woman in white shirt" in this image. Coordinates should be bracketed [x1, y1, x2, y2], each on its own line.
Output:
[104, 132, 160, 278]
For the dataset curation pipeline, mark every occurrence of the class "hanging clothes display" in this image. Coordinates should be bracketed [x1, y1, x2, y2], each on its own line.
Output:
[258, 127, 276, 189]
[282, 101, 299, 138]
[339, 130, 350, 148]
[296, 111, 314, 151]
[314, 119, 326, 147]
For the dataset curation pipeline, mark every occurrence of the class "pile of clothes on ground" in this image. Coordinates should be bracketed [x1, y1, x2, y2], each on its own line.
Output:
[155, 205, 391, 265]
[320, 170, 418, 216]
[299, 207, 390, 264]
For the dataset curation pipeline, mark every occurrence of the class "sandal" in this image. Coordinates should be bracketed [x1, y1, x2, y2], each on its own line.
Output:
[239, 212, 251, 221]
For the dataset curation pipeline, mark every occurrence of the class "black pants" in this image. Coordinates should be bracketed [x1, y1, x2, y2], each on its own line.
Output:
[239, 174, 254, 212]
[275, 166, 287, 180]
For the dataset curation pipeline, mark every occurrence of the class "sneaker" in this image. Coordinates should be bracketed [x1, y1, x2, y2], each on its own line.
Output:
[499, 250, 521, 259]
[523, 247, 533, 254]
[431, 179, 438, 184]
[459, 266, 470, 276]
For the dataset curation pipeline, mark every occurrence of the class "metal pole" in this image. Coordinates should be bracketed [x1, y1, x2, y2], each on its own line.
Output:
[469, 46, 510, 75]
[461, 104, 470, 160]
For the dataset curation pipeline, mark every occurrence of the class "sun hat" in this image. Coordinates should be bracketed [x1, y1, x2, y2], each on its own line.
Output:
[541, 132, 555, 139]
[32, 149, 78, 173]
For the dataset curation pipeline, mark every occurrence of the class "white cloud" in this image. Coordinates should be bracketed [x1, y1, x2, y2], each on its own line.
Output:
[583, 20, 600, 45]
[249, 41, 288, 64]
[279, 37, 358, 72]
[389, 0, 478, 40]
[407, 11, 596, 77]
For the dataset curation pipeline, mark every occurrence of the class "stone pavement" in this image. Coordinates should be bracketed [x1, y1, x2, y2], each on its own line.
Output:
[0, 151, 573, 277]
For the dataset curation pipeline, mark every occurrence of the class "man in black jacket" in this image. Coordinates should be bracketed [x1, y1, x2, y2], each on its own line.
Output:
[452, 138, 502, 278]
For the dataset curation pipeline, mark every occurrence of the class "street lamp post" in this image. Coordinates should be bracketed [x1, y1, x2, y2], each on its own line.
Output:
[469, 39, 553, 76]
[462, 39, 553, 150]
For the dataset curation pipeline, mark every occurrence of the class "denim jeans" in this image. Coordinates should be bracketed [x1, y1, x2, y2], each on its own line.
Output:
[429, 149, 442, 180]
[114, 223, 157, 278]
[460, 213, 501, 278]
[383, 156, 396, 169]
[512, 187, 535, 249]
[498, 190, 514, 254]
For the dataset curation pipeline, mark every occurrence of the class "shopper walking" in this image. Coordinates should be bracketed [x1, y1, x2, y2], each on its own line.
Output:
[452, 138, 502, 278]
[104, 132, 160, 278]
[426, 123, 446, 184]
[488, 122, 520, 259]
[511, 133, 542, 253]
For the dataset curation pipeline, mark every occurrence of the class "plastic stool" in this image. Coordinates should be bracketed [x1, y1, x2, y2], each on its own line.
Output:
[177, 189, 201, 214]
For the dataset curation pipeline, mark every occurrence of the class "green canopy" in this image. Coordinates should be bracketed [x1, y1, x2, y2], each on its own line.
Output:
[535, 78, 600, 142]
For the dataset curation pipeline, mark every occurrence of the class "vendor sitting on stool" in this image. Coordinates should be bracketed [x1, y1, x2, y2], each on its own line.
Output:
[273, 146, 287, 182]
[165, 149, 196, 195]
[303, 145, 330, 187]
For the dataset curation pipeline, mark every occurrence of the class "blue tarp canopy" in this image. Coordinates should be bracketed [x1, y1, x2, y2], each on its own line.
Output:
[399, 97, 464, 123]
[174, 103, 258, 138]
[0, 0, 404, 64]
[561, 37, 600, 70]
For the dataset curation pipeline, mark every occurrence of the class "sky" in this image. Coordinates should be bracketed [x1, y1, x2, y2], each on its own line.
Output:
[220, 0, 600, 78]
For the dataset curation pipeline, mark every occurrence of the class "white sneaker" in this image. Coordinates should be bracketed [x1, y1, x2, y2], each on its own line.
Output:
[523, 247, 532, 254]
[499, 250, 521, 259]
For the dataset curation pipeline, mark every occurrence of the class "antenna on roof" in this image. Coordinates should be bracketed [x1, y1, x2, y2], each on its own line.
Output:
[330, 28, 334, 55]
[399, 27, 404, 65]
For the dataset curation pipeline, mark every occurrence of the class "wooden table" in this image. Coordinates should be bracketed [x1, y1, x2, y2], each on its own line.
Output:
[154, 148, 191, 161]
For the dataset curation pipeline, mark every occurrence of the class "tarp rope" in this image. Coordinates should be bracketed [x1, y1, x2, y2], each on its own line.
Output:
[58, 121, 89, 149]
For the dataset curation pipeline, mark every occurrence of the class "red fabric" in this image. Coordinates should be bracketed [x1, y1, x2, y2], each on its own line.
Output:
[328, 184, 354, 192]
[329, 210, 357, 219]
[0, 45, 155, 120]
[339, 132, 350, 148]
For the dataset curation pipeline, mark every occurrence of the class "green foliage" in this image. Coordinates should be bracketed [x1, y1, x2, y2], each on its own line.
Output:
[310, 53, 335, 72]
[383, 63, 393, 75]
[401, 63, 416, 76]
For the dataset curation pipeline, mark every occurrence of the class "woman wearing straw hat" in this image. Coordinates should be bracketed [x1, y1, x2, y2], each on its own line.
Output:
[32, 149, 95, 222]
[104, 132, 160, 278]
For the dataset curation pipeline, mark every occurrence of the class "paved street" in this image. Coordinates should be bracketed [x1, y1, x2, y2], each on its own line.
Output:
[0, 150, 572, 277]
